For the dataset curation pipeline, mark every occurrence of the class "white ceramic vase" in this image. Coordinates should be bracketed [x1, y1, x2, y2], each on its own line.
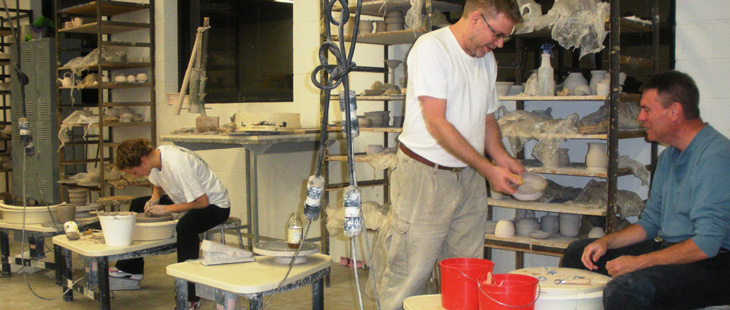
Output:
[585, 142, 609, 171]
[559, 213, 581, 237]
[495, 220, 515, 238]
[589, 70, 607, 95]
[563, 72, 588, 94]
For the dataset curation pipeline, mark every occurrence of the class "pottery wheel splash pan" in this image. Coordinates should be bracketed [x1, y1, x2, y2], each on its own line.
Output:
[136, 213, 173, 223]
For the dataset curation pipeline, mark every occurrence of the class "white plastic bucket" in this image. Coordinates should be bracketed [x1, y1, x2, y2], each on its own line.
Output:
[98, 212, 136, 246]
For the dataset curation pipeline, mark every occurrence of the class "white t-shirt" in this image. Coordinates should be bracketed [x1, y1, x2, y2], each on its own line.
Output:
[398, 27, 501, 167]
[148, 145, 230, 209]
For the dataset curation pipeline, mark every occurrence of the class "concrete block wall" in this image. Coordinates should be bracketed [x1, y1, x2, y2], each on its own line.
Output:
[676, 0, 730, 137]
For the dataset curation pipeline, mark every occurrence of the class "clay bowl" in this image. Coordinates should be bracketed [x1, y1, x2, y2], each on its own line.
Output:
[496, 81, 515, 96]
[512, 172, 548, 201]
[529, 230, 552, 239]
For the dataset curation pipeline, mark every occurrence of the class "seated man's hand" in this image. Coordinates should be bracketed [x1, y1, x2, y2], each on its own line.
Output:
[581, 239, 609, 271]
[145, 204, 171, 217]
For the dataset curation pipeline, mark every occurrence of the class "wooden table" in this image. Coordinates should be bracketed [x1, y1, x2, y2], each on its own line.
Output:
[52, 234, 176, 310]
[166, 254, 331, 310]
[0, 217, 98, 279]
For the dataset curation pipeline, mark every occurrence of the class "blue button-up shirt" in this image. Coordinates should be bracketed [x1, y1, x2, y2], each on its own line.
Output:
[637, 125, 730, 257]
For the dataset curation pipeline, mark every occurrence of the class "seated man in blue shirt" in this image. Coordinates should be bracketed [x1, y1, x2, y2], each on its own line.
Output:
[562, 70, 730, 310]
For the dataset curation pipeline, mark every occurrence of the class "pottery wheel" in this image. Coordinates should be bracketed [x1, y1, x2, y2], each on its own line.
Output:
[253, 240, 320, 264]
[135, 213, 174, 223]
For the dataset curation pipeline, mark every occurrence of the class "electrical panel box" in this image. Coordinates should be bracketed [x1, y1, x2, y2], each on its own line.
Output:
[10, 38, 61, 204]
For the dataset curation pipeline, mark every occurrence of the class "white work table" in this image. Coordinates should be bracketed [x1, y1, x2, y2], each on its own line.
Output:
[52, 234, 176, 310]
[0, 217, 98, 278]
[167, 254, 331, 310]
[160, 133, 332, 245]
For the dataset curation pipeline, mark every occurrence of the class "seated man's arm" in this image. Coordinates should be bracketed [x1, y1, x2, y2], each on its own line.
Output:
[606, 238, 708, 277]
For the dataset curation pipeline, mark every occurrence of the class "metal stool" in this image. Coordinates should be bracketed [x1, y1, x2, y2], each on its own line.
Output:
[203, 217, 245, 249]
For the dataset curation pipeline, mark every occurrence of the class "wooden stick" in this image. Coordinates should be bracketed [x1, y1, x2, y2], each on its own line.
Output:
[173, 28, 203, 115]
[198, 17, 210, 117]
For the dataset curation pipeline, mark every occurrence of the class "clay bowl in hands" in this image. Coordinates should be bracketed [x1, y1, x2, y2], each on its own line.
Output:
[512, 172, 548, 201]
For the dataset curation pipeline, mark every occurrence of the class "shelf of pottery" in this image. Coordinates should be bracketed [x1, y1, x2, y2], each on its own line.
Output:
[53, 0, 156, 196]
[483, 1, 660, 262]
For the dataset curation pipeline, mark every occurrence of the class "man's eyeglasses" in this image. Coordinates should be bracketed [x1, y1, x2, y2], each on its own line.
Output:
[480, 13, 512, 43]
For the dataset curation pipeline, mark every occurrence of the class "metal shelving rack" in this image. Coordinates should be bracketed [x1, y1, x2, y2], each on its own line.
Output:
[54, 0, 155, 199]
[318, 0, 463, 257]
[484, 0, 666, 267]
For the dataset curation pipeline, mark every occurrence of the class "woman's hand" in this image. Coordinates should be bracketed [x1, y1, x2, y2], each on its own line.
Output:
[146, 204, 171, 216]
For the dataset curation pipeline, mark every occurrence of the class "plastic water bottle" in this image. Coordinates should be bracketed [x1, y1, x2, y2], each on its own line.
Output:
[303, 175, 325, 221]
[339, 90, 359, 138]
[343, 186, 362, 238]
[537, 43, 555, 96]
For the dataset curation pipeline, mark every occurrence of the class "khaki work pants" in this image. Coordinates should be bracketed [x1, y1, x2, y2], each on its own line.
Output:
[378, 151, 487, 310]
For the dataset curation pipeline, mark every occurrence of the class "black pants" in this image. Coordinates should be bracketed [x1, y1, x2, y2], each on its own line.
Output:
[562, 238, 730, 310]
[115, 195, 230, 301]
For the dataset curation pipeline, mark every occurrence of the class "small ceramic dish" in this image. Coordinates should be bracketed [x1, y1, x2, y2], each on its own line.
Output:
[529, 230, 552, 239]
[512, 172, 548, 201]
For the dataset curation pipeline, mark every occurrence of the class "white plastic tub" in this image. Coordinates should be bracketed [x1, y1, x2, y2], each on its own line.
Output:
[98, 212, 136, 246]
[510, 267, 610, 310]
[0, 201, 60, 224]
[133, 220, 177, 241]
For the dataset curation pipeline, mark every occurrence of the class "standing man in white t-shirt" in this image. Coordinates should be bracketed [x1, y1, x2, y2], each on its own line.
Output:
[379, 0, 523, 308]
[111, 138, 230, 310]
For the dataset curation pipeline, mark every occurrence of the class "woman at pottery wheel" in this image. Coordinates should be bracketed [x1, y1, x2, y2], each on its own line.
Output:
[111, 138, 230, 310]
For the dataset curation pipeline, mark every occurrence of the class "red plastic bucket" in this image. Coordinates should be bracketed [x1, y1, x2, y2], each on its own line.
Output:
[439, 258, 495, 310]
[477, 274, 539, 310]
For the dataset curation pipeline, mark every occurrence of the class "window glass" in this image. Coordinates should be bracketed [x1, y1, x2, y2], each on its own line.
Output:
[179, 0, 293, 103]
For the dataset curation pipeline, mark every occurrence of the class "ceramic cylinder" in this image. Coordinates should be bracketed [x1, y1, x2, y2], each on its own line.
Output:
[558, 148, 570, 167]
[596, 80, 610, 96]
[540, 213, 560, 234]
[56, 204, 76, 223]
[515, 217, 540, 236]
[589, 70, 607, 95]
[585, 142, 609, 171]
[559, 213, 581, 237]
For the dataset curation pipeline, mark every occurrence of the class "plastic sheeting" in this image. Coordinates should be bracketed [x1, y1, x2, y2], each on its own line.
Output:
[578, 101, 642, 131]
[516, 0, 610, 59]
[567, 179, 645, 217]
[498, 108, 580, 166]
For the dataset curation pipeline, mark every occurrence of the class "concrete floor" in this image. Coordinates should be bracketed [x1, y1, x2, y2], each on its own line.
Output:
[1, 241, 378, 310]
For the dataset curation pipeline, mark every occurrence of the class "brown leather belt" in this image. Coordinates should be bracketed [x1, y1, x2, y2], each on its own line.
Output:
[399, 144, 465, 172]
